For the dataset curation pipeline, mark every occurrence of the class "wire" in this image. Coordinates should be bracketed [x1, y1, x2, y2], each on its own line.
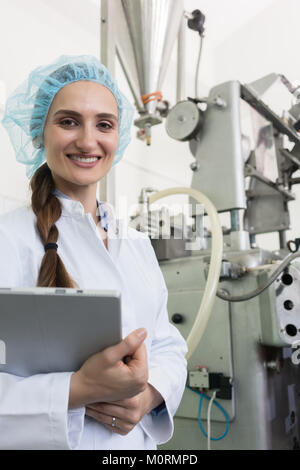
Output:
[207, 390, 217, 450]
[187, 386, 230, 442]
[216, 251, 300, 303]
[195, 35, 204, 98]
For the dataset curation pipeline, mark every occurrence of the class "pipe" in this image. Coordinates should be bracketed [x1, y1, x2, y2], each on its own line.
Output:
[217, 251, 300, 303]
[148, 187, 223, 360]
[230, 209, 240, 231]
[279, 230, 286, 249]
[177, 16, 186, 103]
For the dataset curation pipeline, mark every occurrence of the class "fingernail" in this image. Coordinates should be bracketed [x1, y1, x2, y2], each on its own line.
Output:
[136, 328, 147, 338]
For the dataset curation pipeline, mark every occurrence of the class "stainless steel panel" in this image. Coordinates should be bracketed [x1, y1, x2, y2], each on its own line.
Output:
[190, 81, 246, 212]
[275, 262, 300, 346]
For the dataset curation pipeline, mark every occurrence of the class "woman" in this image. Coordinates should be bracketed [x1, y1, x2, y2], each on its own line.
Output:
[0, 55, 187, 450]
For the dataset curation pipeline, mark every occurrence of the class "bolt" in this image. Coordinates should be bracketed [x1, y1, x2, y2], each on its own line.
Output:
[190, 162, 200, 172]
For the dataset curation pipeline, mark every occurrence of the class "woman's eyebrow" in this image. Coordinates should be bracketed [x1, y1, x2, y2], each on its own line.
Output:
[53, 109, 118, 121]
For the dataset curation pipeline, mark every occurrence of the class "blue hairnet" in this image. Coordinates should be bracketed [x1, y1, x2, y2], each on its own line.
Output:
[1, 55, 135, 179]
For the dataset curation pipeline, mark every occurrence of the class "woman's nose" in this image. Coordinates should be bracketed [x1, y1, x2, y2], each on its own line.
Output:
[75, 124, 99, 151]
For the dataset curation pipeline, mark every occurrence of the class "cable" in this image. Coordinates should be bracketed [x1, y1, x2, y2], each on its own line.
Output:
[216, 251, 300, 303]
[195, 35, 204, 98]
[207, 390, 217, 450]
[187, 386, 230, 442]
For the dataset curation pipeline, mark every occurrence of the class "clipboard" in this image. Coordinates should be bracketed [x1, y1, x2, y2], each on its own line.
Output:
[0, 287, 122, 377]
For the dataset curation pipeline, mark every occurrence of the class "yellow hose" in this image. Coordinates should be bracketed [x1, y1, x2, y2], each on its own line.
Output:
[148, 187, 223, 360]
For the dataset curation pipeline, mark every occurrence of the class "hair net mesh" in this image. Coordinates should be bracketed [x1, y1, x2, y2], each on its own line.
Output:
[1, 55, 135, 179]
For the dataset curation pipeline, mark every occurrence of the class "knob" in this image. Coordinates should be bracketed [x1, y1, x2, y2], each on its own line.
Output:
[172, 313, 184, 324]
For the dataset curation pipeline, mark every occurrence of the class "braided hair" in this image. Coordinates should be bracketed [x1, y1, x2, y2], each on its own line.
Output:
[30, 162, 76, 287]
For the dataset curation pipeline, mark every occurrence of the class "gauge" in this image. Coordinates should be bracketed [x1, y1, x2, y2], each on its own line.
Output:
[165, 100, 204, 141]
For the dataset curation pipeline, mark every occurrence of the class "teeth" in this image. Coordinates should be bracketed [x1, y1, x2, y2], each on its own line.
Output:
[68, 155, 99, 163]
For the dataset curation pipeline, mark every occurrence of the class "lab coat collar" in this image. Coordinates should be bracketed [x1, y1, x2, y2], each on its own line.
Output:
[53, 190, 120, 238]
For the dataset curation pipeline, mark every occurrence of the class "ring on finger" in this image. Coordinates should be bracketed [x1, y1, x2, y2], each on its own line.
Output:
[111, 416, 117, 428]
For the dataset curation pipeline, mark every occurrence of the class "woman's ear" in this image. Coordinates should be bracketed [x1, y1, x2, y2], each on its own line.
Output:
[32, 135, 43, 149]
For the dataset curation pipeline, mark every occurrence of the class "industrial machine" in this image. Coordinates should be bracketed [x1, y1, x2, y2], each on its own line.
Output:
[101, 0, 300, 450]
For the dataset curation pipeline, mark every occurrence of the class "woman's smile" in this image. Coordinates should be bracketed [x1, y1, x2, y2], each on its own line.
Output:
[66, 153, 103, 168]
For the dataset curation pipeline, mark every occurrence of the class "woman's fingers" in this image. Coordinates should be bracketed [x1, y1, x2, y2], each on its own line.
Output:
[71, 328, 149, 406]
[85, 407, 130, 435]
[105, 328, 147, 365]
[85, 391, 146, 437]
[86, 402, 136, 425]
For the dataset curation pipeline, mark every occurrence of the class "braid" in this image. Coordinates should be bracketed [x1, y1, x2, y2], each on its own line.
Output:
[30, 162, 75, 287]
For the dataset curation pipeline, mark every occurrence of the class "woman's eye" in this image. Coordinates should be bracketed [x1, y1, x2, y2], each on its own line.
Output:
[98, 122, 112, 130]
[60, 119, 76, 127]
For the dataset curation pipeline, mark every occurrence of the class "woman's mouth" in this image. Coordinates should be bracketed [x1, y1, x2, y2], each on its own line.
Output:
[66, 154, 102, 168]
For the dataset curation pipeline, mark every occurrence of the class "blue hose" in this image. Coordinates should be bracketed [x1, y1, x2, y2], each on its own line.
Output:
[187, 386, 230, 441]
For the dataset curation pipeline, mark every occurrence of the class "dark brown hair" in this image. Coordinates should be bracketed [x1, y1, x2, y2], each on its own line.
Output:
[30, 162, 75, 287]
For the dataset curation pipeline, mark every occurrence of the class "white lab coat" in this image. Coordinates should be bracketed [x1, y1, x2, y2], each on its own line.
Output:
[0, 194, 187, 450]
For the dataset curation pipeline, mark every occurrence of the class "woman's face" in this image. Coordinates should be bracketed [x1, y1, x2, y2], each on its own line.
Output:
[43, 80, 119, 192]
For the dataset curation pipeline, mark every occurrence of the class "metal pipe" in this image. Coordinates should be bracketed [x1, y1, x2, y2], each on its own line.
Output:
[291, 177, 300, 185]
[279, 230, 287, 249]
[116, 49, 144, 114]
[217, 252, 300, 302]
[230, 209, 240, 232]
[145, 123, 152, 146]
[176, 15, 186, 103]
[249, 233, 256, 247]
[100, 0, 116, 205]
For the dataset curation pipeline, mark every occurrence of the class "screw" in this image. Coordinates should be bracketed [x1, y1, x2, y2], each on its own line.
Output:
[190, 162, 200, 172]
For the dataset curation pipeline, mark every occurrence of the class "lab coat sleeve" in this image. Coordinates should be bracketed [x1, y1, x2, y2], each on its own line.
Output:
[0, 223, 23, 287]
[0, 371, 85, 449]
[0, 224, 85, 449]
[140, 242, 188, 445]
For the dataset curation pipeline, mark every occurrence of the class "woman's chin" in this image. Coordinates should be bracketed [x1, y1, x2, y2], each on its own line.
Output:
[52, 170, 100, 190]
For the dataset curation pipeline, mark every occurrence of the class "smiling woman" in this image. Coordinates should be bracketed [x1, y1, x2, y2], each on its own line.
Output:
[43, 81, 119, 189]
[0, 55, 187, 451]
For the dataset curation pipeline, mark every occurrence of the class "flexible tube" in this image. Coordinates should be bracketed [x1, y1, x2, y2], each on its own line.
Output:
[217, 251, 300, 303]
[187, 386, 230, 441]
[195, 35, 204, 98]
[148, 187, 223, 360]
[207, 390, 217, 450]
[198, 391, 230, 441]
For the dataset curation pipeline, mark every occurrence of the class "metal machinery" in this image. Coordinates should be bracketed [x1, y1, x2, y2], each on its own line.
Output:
[101, 0, 300, 450]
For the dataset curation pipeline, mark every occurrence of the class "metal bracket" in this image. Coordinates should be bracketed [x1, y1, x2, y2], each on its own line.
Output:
[245, 164, 295, 201]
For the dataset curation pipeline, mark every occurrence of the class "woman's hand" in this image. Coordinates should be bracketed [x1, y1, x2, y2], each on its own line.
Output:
[85, 384, 164, 435]
[68, 328, 148, 409]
